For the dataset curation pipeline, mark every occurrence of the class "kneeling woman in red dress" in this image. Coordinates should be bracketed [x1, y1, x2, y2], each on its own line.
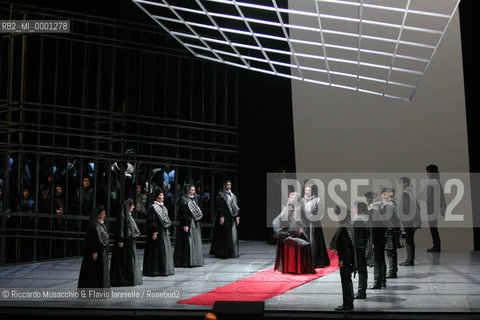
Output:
[273, 192, 315, 274]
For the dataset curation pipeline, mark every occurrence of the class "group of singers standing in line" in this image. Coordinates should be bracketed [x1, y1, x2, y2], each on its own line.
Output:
[330, 164, 446, 311]
[78, 180, 240, 289]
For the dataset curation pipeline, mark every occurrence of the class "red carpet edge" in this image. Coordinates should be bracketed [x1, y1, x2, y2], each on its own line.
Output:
[177, 250, 339, 306]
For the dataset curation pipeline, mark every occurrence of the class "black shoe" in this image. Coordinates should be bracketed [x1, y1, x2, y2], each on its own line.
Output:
[335, 305, 354, 311]
[368, 283, 381, 289]
[354, 293, 366, 299]
[400, 260, 414, 266]
[386, 273, 397, 279]
[381, 282, 386, 288]
[427, 247, 440, 252]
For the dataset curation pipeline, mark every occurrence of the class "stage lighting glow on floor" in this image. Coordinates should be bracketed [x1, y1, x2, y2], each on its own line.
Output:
[132, 0, 460, 101]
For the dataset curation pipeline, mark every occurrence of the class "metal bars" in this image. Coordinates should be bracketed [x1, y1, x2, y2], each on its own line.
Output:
[0, 2, 239, 264]
[132, 0, 461, 101]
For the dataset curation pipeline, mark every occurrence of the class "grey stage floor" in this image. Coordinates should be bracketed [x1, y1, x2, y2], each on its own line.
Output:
[0, 240, 479, 314]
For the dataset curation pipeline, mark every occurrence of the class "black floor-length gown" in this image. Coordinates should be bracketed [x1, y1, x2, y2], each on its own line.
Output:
[143, 202, 174, 276]
[110, 203, 143, 286]
[174, 195, 204, 267]
[78, 220, 110, 288]
[309, 224, 330, 267]
[209, 189, 240, 258]
[209, 213, 239, 258]
[300, 195, 330, 268]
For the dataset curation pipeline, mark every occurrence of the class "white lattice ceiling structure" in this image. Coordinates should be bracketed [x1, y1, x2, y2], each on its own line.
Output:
[132, 0, 461, 101]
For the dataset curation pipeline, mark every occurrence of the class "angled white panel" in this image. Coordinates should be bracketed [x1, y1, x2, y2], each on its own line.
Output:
[132, 0, 461, 101]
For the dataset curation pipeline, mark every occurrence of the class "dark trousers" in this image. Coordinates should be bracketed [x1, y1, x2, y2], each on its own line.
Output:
[372, 228, 386, 285]
[355, 247, 367, 294]
[385, 230, 397, 275]
[386, 248, 397, 275]
[340, 265, 354, 307]
[429, 219, 441, 249]
[404, 227, 416, 262]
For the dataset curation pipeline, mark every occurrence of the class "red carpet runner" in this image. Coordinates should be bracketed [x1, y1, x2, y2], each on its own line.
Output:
[178, 249, 339, 306]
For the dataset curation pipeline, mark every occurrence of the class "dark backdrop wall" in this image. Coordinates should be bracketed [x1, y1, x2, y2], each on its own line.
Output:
[459, 0, 480, 251]
[238, 71, 295, 241]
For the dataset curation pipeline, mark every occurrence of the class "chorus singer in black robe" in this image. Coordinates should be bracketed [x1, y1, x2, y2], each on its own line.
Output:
[143, 189, 174, 276]
[273, 192, 315, 274]
[300, 184, 330, 268]
[174, 184, 204, 267]
[78, 205, 110, 288]
[110, 198, 143, 286]
[209, 180, 240, 258]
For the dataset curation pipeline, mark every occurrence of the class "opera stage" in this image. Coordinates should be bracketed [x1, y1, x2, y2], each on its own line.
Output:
[0, 240, 479, 319]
